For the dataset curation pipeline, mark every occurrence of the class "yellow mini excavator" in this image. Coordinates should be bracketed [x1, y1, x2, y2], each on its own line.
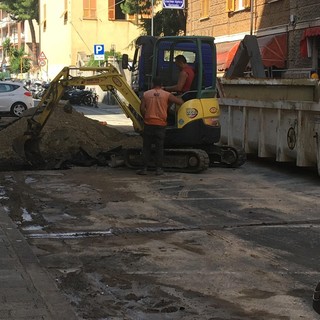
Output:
[13, 36, 246, 173]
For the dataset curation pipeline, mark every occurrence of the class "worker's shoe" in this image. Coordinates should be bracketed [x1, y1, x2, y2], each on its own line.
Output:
[136, 168, 147, 175]
[155, 167, 164, 176]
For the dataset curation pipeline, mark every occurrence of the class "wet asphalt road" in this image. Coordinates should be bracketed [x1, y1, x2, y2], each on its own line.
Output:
[1, 102, 320, 319]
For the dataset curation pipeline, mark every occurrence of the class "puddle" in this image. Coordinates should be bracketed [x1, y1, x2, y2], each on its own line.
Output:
[0, 186, 9, 200]
[25, 176, 37, 184]
[22, 225, 44, 231]
[28, 229, 113, 239]
[4, 175, 15, 183]
[43, 213, 76, 223]
[21, 208, 33, 222]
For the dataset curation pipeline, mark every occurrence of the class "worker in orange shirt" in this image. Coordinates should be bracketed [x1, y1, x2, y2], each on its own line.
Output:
[137, 77, 184, 176]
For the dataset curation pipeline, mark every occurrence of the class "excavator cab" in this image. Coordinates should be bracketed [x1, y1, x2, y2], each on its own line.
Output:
[150, 36, 221, 147]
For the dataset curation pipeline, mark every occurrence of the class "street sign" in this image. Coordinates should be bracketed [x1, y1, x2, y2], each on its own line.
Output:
[38, 51, 47, 60]
[163, 0, 185, 9]
[94, 44, 105, 61]
[38, 59, 46, 67]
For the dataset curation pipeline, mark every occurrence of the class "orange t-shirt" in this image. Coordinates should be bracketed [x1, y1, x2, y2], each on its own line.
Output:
[182, 65, 195, 92]
[143, 88, 171, 126]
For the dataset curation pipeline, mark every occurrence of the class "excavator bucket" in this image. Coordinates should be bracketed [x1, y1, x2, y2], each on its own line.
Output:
[12, 135, 45, 166]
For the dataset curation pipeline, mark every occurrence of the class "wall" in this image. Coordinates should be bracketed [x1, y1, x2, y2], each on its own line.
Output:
[187, 0, 320, 75]
[39, 0, 141, 80]
[288, 0, 320, 70]
[187, 0, 290, 42]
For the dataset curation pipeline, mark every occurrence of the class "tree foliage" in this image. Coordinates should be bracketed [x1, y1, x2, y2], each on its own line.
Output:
[0, 0, 39, 67]
[143, 9, 186, 36]
[120, 0, 186, 36]
[0, 0, 39, 22]
[87, 50, 123, 67]
[10, 48, 31, 74]
[120, 0, 144, 15]
[1, 38, 30, 74]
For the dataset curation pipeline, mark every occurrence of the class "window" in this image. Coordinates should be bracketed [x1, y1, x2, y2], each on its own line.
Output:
[108, 0, 125, 20]
[226, 0, 251, 12]
[83, 0, 96, 19]
[163, 50, 196, 63]
[201, 0, 209, 18]
[0, 84, 18, 92]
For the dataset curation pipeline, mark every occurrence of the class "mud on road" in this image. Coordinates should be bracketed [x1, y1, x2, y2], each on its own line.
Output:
[0, 162, 320, 319]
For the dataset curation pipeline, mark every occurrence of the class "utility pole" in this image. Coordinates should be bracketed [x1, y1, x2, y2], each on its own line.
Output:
[250, 0, 254, 35]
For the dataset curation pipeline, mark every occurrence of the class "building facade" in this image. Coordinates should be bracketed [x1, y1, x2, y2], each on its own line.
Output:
[39, 0, 142, 80]
[0, 10, 38, 75]
[187, 0, 320, 78]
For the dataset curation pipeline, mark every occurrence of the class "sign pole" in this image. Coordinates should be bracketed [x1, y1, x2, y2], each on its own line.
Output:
[151, 0, 154, 36]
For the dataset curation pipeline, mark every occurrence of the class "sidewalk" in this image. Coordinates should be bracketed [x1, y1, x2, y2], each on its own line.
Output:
[74, 102, 135, 134]
[0, 207, 78, 320]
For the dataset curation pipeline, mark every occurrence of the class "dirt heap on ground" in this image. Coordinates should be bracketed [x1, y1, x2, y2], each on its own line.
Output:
[0, 104, 142, 170]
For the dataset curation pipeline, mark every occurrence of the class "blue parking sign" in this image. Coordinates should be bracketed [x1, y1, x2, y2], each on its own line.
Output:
[94, 44, 105, 61]
[163, 0, 184, 9]
[94, 44, 104, 55]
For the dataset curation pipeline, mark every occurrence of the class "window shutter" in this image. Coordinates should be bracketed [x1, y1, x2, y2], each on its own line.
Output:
[202, 0, 209, 17]
[108, 0, 115, 20]
[226, 0, 234, 12]
[244, 0, 251, 8]
[83, 0, 89, 18]
[92, 0, 97, 18]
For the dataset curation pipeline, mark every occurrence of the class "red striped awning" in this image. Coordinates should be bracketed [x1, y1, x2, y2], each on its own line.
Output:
[216, 41, 240, 70]
[216, 34, 287, 70]
[258, 33, 287, 68]
[300, 27, 320, 57]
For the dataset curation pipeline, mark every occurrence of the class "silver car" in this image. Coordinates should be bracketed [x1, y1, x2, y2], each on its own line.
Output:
[0, 81, 34, 116]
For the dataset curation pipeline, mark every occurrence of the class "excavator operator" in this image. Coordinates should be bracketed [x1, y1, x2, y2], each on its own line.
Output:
[163, 55, 195, 94]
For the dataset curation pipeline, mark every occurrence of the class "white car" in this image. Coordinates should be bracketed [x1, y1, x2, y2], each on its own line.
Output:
[0, 81, 34, 116]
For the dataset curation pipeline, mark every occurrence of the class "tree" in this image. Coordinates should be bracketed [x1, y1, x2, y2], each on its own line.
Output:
[87, 50, 123, 67]
[2, 38, 30, 74]
[0, 0, 39, 65]
[120, 0, 186, 36]
[143, 9, 186, 36]
[120, 0, 142, 15]
[11, 47, 31, 74]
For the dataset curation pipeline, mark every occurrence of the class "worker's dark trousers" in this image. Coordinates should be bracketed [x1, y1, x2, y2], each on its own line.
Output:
[142, 124, 166, 168]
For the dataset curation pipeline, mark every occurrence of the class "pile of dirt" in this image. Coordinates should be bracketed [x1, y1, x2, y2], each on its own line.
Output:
[0, 104, 142, 170]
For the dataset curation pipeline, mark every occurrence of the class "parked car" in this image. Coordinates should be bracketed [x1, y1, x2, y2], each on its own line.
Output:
[0, 81, 34, 116]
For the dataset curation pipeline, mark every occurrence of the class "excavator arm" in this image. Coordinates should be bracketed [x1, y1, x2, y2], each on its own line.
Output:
[13, 65, 144, 163]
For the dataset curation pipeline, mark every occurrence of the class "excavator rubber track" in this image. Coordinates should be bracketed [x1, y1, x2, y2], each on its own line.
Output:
[204, 145, 247, 168]
[124, 148, 210, 173]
